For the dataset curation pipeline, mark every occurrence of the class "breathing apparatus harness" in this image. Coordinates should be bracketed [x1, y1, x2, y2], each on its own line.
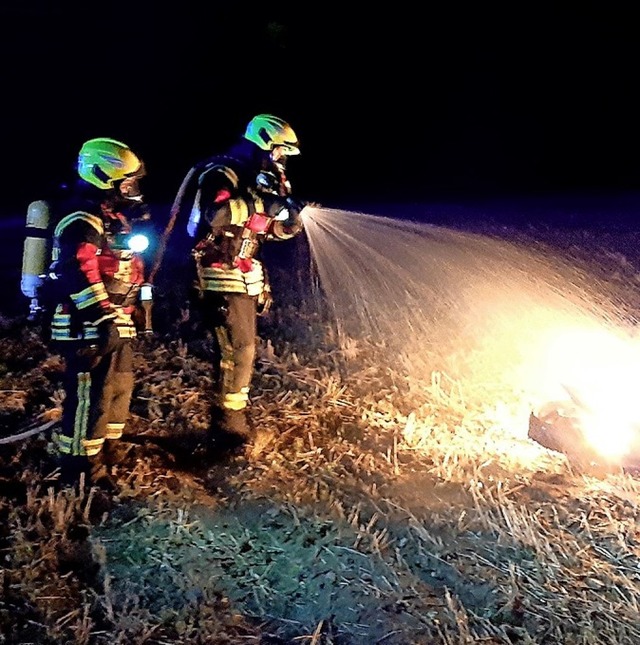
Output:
[21, 187, 154, 331]
[185, 156, 296, 309]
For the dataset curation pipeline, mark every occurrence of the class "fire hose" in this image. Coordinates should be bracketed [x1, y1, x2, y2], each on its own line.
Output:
[0, 418, 58, 445]
[146, 165, 198, 285]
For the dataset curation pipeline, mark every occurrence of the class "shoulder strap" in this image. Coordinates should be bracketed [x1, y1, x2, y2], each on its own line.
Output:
[53, 211, 103, 238]
[52, 211, 103, 262]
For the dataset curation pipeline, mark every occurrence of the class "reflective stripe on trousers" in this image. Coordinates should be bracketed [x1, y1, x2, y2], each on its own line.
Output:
[203, 292, 257, 410]
[55, 341, 134, 456]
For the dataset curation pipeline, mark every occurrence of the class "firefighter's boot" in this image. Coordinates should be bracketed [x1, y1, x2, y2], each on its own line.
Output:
[87, 451, 120, 494]
[102, 439, 133, 472]
[57, 454, 91, 491]
[207, 407, 252, 459]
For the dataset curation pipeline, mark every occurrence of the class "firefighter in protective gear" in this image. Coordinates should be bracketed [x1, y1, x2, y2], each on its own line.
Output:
[173, 114, 305, 453]
[48, 137, 149, 490]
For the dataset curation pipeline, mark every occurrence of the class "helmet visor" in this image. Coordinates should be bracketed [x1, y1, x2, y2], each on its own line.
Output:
[278, 142, 300, 156]
[270, 144, 300, 162]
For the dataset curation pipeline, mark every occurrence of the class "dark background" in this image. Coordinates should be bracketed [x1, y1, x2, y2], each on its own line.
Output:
[2, 2, 640, 214]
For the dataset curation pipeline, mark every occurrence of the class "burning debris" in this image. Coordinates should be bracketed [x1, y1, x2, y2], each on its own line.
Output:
[528, 392, 640, 474]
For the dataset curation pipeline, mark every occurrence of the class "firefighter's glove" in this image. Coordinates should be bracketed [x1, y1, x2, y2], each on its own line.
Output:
[286, 196, 306, 216]
[257, 287, 273, 317]
[270, 198, 304, 238]
[95, 320, 123, 356]
[256, 171, 280, 194]
[273, 198, 303, 225]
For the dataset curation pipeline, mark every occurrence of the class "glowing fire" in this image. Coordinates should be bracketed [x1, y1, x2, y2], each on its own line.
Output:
[531, 326, 640, 460]
[579, 410, 636, 459]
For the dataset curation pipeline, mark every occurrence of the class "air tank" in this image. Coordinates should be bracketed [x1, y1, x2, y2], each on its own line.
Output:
[21, 200, 51, 310]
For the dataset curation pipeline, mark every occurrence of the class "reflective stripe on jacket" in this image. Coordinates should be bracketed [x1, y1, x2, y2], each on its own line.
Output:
[200, 262, 265, 296]
[50, 210, 144, 340]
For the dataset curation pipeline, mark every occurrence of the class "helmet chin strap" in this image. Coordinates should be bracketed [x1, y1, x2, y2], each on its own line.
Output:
[101, 188, 147, 220]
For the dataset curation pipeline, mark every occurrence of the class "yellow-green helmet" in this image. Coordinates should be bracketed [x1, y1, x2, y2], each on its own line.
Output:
[244, 114, 300, 155]
[77, 137, 143, 189]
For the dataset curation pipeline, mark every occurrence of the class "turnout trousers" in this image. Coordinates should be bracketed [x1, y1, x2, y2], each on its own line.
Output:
[201, 291, 257, 438]
[55, 341, 134, 458]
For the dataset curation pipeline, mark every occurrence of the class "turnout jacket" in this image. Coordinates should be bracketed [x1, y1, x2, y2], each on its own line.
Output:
[49, 211, 145, 342]
[186, 145, 304, 297]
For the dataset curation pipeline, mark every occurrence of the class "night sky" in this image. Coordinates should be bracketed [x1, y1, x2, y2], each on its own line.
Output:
[3, 3, 640, 214]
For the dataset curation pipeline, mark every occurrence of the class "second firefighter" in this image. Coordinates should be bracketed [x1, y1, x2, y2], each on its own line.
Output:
[174, 113, 306, 453]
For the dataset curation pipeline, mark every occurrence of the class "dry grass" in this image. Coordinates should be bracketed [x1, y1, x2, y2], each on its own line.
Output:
[2, 235, 640, 644]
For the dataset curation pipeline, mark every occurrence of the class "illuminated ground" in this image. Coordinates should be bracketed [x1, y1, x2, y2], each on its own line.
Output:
[2, 200, 640, 644]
